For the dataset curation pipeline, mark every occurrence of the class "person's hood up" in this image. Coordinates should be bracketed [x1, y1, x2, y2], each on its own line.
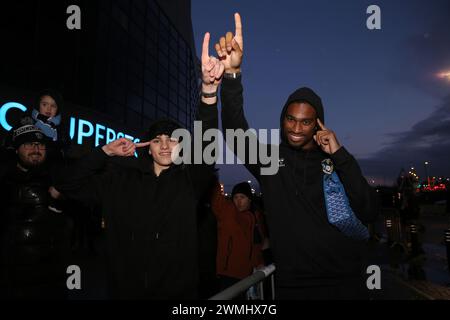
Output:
[279, 87, 325, 144]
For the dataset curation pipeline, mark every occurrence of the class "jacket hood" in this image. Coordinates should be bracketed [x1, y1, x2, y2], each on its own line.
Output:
[279, 87, 325, 144]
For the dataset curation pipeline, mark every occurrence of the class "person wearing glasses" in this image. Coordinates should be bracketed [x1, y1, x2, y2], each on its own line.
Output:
[0, 124, 70, 299]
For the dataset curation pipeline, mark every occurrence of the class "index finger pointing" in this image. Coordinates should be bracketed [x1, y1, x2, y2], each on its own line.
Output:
[135, 142, 151, 148]
[234, 13, 243, 38]
[317, 118, 327, 131]
[201, 32, 210, 64]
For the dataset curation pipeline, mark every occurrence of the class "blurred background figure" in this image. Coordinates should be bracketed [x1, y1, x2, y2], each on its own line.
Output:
[211, 180, 270, 298]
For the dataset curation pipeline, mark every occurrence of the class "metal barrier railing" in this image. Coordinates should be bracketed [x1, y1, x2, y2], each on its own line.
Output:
[208, 264, 276, 300]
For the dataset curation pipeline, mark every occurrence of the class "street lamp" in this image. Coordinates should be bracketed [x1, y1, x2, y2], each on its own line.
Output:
[424, 161, 430, 186]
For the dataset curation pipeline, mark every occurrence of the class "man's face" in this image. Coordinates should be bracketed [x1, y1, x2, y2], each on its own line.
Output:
[233, 193, 251, 212]
[282, 102, 317, 150]
[17, 142, 47, 167]
[149, 135, 179, 168]
[39, 95, 58, 118]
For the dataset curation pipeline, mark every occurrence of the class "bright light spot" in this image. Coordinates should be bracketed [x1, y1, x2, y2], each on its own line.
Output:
[437, 71, 450, 81]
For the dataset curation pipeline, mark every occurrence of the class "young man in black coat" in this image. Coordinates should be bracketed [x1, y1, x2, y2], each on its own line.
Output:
[214, 13, 379, 300]
[55, 33, 225, 299]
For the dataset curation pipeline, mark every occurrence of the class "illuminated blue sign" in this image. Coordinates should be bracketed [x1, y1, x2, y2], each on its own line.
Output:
[1, 102, 140, 146]
[69, 117, 140, 146]
[0, 102, 28, 131]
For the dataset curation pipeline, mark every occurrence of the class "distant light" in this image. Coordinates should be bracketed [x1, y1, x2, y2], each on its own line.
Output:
[425, 161, 429, 165]
[437, 71, 450, 80]
[247, 180, 252, 184]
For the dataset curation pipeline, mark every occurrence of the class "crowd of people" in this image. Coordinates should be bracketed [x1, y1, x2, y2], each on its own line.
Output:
[1, 13, 381, 300]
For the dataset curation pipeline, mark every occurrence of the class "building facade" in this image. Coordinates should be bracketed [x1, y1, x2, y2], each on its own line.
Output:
[0, 0, 199, 151]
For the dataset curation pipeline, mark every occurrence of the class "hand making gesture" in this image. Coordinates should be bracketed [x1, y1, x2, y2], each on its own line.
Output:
[313, 119, 342, 155]
[215, 13, 243, 73]
[201, 32, 225, 103]
[102, 138, 151, 157]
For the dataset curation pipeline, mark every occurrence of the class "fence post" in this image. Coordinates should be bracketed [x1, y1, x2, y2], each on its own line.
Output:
[386, 218, 393, 245]
[409, 224, 419, 256]
[445, 228, 450, 277]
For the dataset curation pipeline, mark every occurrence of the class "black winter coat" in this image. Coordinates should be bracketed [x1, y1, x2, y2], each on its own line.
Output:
[56, 102, 218, 299]
[0, 163, 70, 298]
[220, 77, 379, 288]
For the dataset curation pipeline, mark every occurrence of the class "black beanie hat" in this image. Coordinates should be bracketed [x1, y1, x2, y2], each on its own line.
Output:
[232, 182, 253, 200]
[145, 118, 183, 141]
[12, 124, 48, 149]
[36, 89, 64, 115]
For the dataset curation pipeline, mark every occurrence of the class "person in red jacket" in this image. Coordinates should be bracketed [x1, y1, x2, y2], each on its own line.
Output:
[211, 180, 269, 293]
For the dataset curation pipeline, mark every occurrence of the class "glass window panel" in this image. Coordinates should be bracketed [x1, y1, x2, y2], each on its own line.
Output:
[143, 100, 156, 119]
[126, 108, 141, 128]
[144, 85, 157, 104]
[127, 92, 143, 113]
[157, 95, 168, 112]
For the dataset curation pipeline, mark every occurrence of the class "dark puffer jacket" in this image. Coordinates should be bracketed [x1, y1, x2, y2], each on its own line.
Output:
[0, 164, 71, 299]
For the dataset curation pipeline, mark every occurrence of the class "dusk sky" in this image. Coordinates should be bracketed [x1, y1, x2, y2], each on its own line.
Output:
[191, 0, 450, 190]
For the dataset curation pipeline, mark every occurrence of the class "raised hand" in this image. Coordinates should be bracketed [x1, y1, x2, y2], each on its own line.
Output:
[313, 119, 342, 155]
[102, 138, 151, 157]
[215, 13, 243, 73]
[201, 32, 225, 88]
